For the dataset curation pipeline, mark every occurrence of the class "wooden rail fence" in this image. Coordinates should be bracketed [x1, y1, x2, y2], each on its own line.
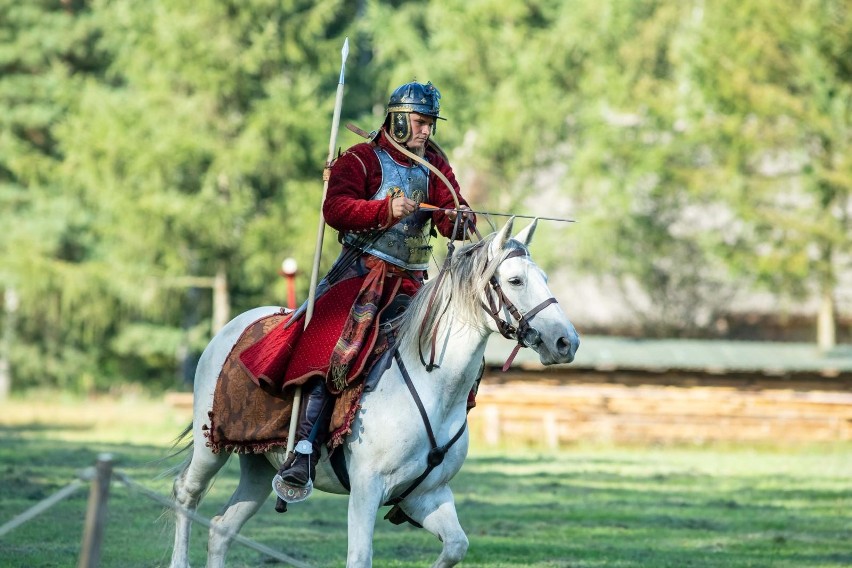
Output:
[470, 370, 852, 446]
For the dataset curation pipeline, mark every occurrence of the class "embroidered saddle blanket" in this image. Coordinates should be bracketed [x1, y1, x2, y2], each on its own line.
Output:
[203, 311, 366, 454]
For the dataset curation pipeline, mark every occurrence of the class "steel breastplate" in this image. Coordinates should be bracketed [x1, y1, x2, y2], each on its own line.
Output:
[343, 148, 432, 270]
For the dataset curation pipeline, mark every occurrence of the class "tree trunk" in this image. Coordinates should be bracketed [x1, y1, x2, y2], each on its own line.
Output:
[0, 288, 19, 400]
[212, 263, 230, 334]
[816, 288, 835, 353]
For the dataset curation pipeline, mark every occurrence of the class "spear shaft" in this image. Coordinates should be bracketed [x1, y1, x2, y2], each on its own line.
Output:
[287, 37, 349, 455]
[306, 38, 349, 324]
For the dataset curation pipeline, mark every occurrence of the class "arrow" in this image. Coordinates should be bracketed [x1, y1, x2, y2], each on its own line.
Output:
[416, 203, 576, 224]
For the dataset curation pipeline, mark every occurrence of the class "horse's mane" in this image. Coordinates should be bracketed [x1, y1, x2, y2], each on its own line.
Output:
[398, 232, 528, 349]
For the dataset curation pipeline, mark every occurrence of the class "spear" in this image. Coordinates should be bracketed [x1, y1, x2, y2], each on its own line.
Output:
[286, 37, 350, 456]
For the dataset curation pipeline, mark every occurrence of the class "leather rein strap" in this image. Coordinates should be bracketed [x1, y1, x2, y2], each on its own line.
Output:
[386, 245, 558, 507]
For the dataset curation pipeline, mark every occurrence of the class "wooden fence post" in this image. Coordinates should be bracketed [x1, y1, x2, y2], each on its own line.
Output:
[483, 406, 501, 446]
[543, 412, 559, 449]
[78, 454, 113, 568]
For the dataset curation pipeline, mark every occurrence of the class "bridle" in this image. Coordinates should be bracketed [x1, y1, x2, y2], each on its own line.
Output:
[481, 247, 559, 371]
[418, 242, 558, 373]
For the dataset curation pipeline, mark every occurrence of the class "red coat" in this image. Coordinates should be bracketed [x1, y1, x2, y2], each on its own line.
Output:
[323, 132, 472, 239]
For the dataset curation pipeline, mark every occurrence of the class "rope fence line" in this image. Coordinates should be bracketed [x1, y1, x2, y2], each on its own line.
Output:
[0, 455, 314, 568]
[0, 468, 92, 538]
[112, 470, 313, 568]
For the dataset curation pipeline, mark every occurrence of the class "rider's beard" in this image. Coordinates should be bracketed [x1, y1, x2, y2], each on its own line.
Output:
[408, 142, 426, 158]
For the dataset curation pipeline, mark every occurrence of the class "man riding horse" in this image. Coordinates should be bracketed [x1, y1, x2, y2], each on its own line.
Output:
[239, 81, 476, 492]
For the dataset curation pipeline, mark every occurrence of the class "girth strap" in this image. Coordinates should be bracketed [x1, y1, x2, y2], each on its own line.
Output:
[387, 349, 467, 506]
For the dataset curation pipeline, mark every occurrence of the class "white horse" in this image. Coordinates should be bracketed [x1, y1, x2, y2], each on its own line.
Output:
[169, 217, 579, 568]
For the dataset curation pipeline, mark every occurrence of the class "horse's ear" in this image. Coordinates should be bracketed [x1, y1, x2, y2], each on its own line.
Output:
[514, 218, 538, 246]
[490, 216, 515, 258]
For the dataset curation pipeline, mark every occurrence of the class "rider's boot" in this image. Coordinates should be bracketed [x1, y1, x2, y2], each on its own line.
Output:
[277, 379, 331, 486]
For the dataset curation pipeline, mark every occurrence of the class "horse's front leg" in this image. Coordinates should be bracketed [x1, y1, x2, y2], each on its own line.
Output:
[346, 476, 385, 568]
[404, 486, 468, 568]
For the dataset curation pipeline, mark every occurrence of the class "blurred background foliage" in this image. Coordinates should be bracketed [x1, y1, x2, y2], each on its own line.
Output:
[0, 0, 849, 392]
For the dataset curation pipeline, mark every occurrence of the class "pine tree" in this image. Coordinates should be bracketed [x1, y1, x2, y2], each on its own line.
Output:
[0, 0, 112, 393]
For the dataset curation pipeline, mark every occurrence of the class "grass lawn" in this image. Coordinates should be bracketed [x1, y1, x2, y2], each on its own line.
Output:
[0, 392, 850, 567]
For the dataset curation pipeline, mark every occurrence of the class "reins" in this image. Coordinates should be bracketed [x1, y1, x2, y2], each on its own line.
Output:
[374, 130, 482, 371]
[416, 244, 560, 373]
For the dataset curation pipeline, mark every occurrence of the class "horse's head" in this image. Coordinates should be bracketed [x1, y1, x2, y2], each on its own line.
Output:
[482, 217, 580, 365]
[400, 217, 579, 367]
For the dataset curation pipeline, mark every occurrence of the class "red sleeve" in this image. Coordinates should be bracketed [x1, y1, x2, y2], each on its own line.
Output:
[323, 143, 395, 234]
[427, 152, 476, 239]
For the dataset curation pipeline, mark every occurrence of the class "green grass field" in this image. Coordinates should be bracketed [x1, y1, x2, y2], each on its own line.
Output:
[1, 393, 850, 567]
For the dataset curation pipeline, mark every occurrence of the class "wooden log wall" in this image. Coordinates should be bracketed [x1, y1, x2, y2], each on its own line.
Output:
[470, 369, 852, 446]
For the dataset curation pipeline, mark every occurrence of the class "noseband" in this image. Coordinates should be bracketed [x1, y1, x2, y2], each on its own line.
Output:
[482, 248, 558, 371]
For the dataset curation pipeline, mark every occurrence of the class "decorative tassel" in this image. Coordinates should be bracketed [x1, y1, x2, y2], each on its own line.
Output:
[331, 364, 349, 392]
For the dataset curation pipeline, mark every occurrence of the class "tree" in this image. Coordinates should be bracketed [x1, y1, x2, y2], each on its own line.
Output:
[0, 0, 112, 394]
[57, 0, 373, 388]
[685, 0, 852, 347]
[2, 0, 849, 393]
[2, 0, 368, 391]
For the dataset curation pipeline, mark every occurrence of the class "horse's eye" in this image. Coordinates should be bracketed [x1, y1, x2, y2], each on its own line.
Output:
[507, 277, 523, 286]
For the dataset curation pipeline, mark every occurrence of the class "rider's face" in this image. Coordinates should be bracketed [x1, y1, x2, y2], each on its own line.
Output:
[405, 113, 435, 151]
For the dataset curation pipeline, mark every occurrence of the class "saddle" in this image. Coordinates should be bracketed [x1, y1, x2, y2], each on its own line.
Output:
[204, 297, 411, 456]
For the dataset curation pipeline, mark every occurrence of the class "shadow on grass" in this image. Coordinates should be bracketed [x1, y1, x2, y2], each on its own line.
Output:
[1, 430, 851, 567]
[452, 453, 852, 567]
[0, 422, 93, 435]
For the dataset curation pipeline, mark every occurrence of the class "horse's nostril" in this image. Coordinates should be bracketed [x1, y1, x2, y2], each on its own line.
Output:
[556, 336, 571, 356]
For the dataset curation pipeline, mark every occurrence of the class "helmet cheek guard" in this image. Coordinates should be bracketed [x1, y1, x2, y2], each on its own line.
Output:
[390, 112, 410, 144]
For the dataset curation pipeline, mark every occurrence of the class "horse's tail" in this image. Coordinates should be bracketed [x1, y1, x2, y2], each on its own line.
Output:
[155, 422, 194, 481]
[148, 423, 196, 533]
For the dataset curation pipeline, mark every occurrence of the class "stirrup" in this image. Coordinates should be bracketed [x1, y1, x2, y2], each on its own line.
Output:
[272, 440, 314, 503]
[272, 475, 312, 503]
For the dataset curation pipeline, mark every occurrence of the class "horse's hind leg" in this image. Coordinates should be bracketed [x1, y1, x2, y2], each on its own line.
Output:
[405, 487, 469, 568]
[170, 443, 230, 568]
[206, 453, 276, 568]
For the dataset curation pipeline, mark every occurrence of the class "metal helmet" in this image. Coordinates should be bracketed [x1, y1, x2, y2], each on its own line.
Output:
[385, 81, 445, 143]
